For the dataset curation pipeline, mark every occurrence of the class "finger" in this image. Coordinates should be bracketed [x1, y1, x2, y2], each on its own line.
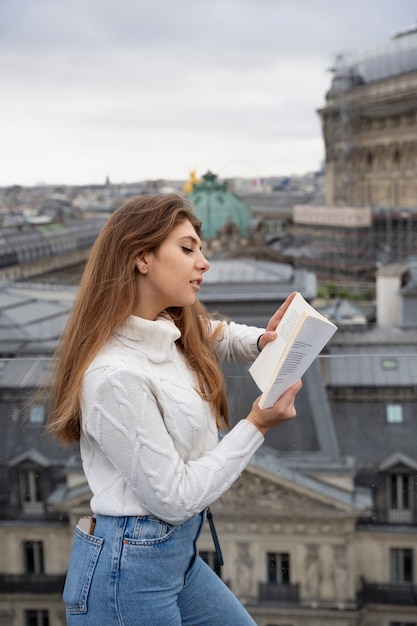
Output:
[283, 395, 299, 420]
[286, 403, 297, 419]
[274, 380, 303, 408]
[258, 330, 277, 350]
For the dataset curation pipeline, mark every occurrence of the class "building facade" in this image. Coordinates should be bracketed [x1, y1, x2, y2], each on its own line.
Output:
[1, 382, 417, 626]
[282, 26, 417, 286]
[1, 279, 417, 625]
[318, 26, 417, 209]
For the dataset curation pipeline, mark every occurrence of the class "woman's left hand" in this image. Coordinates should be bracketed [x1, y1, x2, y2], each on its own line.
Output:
[258, 291, 298, 351]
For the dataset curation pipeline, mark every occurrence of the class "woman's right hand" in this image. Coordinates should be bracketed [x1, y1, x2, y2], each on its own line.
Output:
[246, 380, 302, 436]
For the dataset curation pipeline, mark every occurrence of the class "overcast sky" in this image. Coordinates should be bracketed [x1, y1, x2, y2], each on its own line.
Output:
[1, 0, 416, 187]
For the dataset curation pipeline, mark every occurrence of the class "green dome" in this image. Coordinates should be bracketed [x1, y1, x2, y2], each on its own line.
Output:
[186, 171, 253, 240]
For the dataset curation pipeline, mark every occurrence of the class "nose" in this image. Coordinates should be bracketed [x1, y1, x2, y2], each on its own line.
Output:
[197, 250, 210, 273]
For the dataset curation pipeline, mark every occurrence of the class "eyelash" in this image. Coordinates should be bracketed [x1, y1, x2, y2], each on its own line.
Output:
[182, 246, 193, 254]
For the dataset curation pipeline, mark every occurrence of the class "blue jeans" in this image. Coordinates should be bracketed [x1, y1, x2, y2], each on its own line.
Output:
[63, 511, 257, 625]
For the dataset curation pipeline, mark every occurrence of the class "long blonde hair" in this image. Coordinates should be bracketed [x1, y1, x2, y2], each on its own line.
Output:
[46, 193, 229, 445]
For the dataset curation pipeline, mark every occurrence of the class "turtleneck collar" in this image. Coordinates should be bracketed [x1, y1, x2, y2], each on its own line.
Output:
[113, 314, 181, 363]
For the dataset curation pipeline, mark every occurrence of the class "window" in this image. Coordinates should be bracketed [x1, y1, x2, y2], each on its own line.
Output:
[390, 548, 413, 583]
[386, 404, 403, 424]
[393, 149, 401, 166]
[390, 474, 411, 510]
[267, 552, 290, 584]
[23, 541, 44, 574]
[381, 358, 398, 370]
[200, 550, 222, 577]
[387, 473, 413, 523]
[19, 469, 42, 503]
[25, 610, 49, 626]
[29, 404, 45, 424]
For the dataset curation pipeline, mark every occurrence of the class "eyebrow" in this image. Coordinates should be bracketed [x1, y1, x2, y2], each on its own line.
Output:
[179, 235, 202, 249]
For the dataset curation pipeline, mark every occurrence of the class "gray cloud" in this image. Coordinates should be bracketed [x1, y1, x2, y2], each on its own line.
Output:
[1, 0, 416, 185]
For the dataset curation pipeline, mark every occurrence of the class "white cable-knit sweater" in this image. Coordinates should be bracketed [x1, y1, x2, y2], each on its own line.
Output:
[80, 314, 265, 524]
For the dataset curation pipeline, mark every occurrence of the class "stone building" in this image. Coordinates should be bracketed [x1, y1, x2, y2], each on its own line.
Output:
[318, 25, 417, 209]
[289, 203, 417, 285]
[279, 26, 417, 286]
[0, 218, 106, 282]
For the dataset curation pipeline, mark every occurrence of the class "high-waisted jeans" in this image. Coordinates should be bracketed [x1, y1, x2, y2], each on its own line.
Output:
[63, 510, 257, 625]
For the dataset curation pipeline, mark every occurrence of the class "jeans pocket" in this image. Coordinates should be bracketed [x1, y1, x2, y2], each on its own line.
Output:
[63, 527, 103, 615]
[127, 515, 178, 544]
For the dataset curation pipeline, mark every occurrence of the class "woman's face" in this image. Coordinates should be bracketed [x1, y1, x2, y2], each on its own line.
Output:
[134, 219, 210, 320]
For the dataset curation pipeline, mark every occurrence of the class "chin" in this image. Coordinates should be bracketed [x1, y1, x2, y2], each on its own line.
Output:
[181, 296, 197, 307]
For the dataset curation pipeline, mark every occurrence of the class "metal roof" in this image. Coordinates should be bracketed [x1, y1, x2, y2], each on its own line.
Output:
[200, 260, 317, 315]
[331, 27, 417, 86]
[325, 345, 417, 387]
[0, 262, 317, 355]
[0, 399, 78, 466]
[0, 282, 76, 355]
[187, 171, 254, 239]
[204, 259, 294, 284]
[331, 399, 417, 468]
[0, 358, 49, 388]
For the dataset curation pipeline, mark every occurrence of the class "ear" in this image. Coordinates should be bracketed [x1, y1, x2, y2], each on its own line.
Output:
[135, 254, 149, 275]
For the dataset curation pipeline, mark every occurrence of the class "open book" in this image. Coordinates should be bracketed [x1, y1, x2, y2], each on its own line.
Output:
[249, 292, 337, 408]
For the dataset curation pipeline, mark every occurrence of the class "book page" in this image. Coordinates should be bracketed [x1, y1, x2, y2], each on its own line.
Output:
[248, 292, 307, 390]
[258, 316, 336, 408]
[248, 330, 288, 390]
[278, 306, 302, 342]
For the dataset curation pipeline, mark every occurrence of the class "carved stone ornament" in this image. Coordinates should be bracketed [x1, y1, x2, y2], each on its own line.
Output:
[214, 470, 341, 517]
[0, 610, 15, 626]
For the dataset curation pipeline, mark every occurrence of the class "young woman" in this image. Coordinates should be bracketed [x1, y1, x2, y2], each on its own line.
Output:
[47, 193, 302, 625]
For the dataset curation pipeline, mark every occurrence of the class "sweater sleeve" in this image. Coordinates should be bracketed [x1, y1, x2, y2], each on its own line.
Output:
[210, 320, 265, 363]
[81, 367, 264, 524]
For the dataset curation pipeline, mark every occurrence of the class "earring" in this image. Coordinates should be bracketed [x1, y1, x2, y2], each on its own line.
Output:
[141, 266, 147, 274]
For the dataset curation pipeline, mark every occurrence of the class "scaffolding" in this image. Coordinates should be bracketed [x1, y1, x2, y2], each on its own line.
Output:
[312, 26, 417, 286]
[291, 206, 417, 286]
